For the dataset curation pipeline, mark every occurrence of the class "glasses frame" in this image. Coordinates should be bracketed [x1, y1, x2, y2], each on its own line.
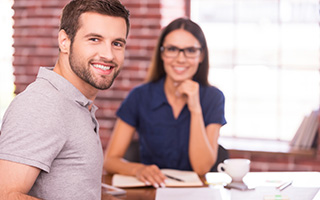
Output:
[160, 46, 202, 58]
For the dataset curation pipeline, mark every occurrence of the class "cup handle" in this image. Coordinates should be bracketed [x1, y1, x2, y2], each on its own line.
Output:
[217, 163, 225, 172]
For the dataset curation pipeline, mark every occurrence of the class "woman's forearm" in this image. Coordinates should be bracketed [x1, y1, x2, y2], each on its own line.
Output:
[104, 157, 145, 176]
[188, 111, 219, 175]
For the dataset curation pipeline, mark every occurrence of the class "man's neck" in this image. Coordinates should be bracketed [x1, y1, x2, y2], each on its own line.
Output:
[53, 58, 98, 102]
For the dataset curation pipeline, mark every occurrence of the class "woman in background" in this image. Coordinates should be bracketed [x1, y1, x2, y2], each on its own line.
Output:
[104, 17, 226, 188]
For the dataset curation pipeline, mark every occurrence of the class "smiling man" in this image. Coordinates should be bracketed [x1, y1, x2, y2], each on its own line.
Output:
[0, 0, 129, 199]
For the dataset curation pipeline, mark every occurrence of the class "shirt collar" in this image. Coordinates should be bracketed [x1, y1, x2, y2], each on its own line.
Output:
[151, 77, 168, 109]
[37, 67, 94, 108]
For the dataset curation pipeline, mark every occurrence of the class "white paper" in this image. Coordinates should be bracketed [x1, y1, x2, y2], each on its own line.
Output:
[206, 172, 320, 200]
[312, 189, 320, 200]
[155, 188, 222, 200]
[101, 183, 126, 195]
[112, 169, 203, 188]
[229, 187, 319, 200]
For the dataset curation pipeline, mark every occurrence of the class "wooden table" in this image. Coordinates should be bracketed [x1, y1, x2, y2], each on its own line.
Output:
[101, 173, 156, 200]
[101, 172, 320, 200]
[101, 173, 207, 200]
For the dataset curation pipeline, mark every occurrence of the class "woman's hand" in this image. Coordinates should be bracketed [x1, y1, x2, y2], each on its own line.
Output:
[176, 80, 201, 113]
[135, 164, 166, 188]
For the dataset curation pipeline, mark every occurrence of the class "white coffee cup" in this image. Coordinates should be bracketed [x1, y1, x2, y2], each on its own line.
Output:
[217, 158, 250, 182]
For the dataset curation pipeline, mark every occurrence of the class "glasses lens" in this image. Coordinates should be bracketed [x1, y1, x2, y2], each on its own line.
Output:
[165, 46, 179, 57]
[185, 47, 200, 58]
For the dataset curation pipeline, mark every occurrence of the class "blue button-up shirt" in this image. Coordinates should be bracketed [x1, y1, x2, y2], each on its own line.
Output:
[117, 77, 226, 170]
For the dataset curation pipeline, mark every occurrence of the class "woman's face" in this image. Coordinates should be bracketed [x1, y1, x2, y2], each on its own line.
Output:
[161, 29, 203, 83]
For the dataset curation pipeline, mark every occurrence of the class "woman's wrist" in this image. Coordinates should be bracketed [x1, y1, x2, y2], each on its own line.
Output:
[189, 105, 202, 114]
[132, 164, 145, 177]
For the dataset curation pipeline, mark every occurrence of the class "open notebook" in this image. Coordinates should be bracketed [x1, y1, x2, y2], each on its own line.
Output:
[112, 169, 203, 188]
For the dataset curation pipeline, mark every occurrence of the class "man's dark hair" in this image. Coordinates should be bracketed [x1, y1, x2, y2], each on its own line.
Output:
[60, 0, 130, 43]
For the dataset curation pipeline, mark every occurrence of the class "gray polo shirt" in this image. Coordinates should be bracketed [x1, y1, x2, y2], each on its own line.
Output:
[0, 67, 103, 200]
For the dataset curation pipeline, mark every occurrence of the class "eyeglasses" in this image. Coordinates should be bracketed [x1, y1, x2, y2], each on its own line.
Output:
[160, 46, 202, 58]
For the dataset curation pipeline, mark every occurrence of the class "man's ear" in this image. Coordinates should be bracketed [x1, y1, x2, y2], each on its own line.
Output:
[58, 29, 70, 53]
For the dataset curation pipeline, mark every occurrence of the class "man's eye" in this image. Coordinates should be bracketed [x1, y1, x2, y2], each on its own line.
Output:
[113, 42, 124, 48]
[167, 46, 178, 52]
[89, 38, 99, 42]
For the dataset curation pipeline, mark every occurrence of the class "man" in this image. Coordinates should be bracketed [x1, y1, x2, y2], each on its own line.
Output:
[0, 0, 130, 199]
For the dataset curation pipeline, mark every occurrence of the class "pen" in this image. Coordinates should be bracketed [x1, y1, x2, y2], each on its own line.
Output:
[277, 181, 293, 191]
[164, 174, 184, 182]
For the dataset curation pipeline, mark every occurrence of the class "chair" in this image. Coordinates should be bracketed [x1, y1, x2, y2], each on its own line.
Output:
[124, 139, 229, 172]
[210, 144, 229, 172]
[123, 139, 140, 163]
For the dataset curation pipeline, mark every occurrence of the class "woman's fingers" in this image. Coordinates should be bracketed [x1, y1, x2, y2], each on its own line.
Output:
[176, 80, 201, 112]
[135, 165, 166, 188]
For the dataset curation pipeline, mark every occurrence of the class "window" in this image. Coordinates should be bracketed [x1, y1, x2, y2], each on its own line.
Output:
[0, 0, 14, 125]
[191, 0, 319, 140]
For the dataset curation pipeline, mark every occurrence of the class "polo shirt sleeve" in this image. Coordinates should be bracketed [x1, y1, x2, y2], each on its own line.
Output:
[202, 86, 227, 126]
[0, 92, 66, 173]
[117, 86, 140, 127]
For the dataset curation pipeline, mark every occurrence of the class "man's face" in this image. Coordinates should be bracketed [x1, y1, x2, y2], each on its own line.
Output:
[69, 12, 127, 90]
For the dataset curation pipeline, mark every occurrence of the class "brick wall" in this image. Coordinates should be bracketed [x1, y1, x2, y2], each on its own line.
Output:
[12, 0, 65, 94]
[12, 0, 189, 150]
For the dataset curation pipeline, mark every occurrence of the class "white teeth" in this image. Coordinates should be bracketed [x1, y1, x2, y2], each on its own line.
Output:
[174, 67, 186, 72]
[93, 64, 111, 71]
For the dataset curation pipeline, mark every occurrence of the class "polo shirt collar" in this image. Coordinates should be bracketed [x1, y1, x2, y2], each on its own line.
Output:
[151, 77, 168, 109]
[37, 67, 94, 108]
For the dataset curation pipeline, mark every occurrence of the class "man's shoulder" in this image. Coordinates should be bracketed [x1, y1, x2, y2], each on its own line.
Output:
[15, 79, 61, 105]
[5, 79, 65, 121]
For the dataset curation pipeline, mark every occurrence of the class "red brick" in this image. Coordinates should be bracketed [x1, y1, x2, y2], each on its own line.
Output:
[13, 65, 40, 75]
[12, 0, 68, 8]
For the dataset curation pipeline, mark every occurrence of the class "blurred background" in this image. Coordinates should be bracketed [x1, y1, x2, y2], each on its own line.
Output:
[0, 0, 319, 171]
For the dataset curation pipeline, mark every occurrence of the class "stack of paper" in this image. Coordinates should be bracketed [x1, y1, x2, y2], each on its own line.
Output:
[290, 109, 319, 149]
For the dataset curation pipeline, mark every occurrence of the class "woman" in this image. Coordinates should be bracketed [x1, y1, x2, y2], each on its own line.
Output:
[104, 17, 226, 188]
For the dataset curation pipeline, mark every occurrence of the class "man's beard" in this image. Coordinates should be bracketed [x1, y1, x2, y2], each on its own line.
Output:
[69, 46, 120, 90]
